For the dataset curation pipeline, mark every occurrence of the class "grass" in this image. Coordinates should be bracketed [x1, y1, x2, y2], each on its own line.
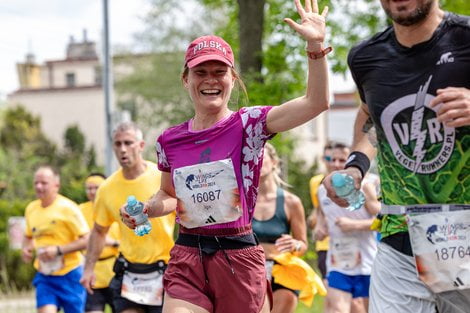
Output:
[295, 295, 324, 313]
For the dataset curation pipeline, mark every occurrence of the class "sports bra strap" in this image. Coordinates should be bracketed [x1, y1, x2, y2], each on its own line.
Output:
[275, 188, 287, 221]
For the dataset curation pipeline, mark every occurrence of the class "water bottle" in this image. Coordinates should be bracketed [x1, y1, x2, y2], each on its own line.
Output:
[331, 173, 365, 211]
[125, 196, 152, 236]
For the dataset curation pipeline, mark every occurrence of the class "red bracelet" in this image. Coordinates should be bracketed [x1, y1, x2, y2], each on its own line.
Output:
[306, 46, 333, 60]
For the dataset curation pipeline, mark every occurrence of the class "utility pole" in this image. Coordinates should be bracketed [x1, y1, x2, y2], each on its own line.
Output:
[102, 0, 114, 175]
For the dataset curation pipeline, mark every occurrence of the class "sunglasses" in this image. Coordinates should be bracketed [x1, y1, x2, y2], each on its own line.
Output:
[323, 156, 346, 163]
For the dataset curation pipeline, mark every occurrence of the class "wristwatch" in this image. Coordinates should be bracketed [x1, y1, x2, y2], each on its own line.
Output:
[294, 241, 302, 252]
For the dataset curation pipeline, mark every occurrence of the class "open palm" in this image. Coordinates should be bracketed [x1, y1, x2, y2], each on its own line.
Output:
[285, 0, 328, 43]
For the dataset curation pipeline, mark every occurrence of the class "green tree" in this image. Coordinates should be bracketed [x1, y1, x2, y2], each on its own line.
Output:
[64, 124, 85, 155]
[0, 106, 57, 200]
[59, 124, 102, 203]
[0, 107, 100, 203]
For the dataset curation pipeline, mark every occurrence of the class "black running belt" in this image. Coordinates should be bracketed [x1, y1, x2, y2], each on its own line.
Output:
[381, 232, 413, 257]
[176, 232, 258, 252]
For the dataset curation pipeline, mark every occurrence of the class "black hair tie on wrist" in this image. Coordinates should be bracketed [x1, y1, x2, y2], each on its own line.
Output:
[344, 151, 370, 178]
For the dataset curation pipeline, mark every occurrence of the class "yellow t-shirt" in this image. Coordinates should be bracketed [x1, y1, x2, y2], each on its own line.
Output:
[309, 174, 329, 252]
[94, 161, 175, 264]
[24, 195, 89, 275]
[79, 201, 120, 288]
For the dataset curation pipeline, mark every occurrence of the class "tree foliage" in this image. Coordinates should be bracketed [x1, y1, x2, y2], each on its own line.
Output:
[0, 106, 101, 203]
[64, 124, 85, 155]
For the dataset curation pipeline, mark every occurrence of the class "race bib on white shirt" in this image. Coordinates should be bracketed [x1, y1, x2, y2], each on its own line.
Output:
[407, 210, 470, 293]
[121, 270, 163, 306]
[174, 158, 242, 228]
[330, 237, 361, 270]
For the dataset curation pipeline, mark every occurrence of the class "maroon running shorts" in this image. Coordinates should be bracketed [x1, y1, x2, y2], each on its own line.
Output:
[163, 244, 272, 313]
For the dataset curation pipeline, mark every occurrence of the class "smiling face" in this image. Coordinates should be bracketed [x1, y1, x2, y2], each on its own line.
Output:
[112, 129, 144, 170]
[183, 61, 235, 113]
[380, 0, 436, 26]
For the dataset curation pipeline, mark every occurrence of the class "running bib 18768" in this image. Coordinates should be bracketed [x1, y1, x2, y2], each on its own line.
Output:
[174, 158, 242, 228]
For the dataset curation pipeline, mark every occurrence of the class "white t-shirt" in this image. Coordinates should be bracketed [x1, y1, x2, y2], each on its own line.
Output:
[319, 176, 378, 276]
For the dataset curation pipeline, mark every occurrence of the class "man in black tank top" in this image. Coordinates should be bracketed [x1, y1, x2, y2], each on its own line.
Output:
[322, 1, 470, 313]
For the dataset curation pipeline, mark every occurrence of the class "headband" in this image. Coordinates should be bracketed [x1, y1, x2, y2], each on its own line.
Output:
[85, 175, 105, 186]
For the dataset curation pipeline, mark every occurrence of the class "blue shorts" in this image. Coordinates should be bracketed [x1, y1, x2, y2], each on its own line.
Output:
[327, 271, 370, 298]
[33, 266, 86, 313]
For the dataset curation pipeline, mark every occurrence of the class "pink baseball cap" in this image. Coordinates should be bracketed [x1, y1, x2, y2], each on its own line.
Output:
[184, 35, 234, 68]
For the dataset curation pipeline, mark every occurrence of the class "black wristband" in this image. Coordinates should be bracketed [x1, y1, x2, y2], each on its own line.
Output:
[56, 246, 63, 256]
[345, 151, 370, 178]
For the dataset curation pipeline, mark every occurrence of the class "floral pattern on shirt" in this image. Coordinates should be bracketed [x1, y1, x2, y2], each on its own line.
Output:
[240, 106, 272, 213]
[155, 141, 169, 169]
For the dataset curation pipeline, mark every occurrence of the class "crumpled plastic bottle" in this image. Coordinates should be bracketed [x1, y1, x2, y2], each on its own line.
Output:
[331, 173, 365, 211]
[125, 195, 152, 236]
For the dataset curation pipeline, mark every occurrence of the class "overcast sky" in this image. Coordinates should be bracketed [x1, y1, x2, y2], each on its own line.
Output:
[0, 0, 150, 99]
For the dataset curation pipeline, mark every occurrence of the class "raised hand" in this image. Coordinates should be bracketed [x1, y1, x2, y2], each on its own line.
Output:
[284, 0, 328, 46]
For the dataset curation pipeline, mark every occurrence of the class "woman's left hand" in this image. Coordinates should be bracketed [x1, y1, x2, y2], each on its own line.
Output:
[284, 0, 328, 45]
[275, 234, 300, 253]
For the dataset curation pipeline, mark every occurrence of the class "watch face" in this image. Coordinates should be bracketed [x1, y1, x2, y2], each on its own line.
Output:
[295, 242, 301, 252]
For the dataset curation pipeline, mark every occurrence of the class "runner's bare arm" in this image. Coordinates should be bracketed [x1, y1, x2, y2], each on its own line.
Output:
[314, 201, 328, 241]
[306, 208, 317, 229]
[352, 103, 377, 160]
[363, 182, 380, 216]
[81, 223, 109, 294]
[58, 233, 89, 255]
[267, 0, 329, 133]
[335, 216, 376, 232]
[145, 171, 177, 218]
[21, 235, 34, 262]
[276, 193, 308, 255]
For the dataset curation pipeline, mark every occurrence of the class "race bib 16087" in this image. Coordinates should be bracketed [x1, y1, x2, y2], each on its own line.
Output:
[174, 158, 242, 228]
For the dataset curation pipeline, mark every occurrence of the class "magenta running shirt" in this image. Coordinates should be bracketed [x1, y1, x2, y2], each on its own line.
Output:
[156, 106, 273, 229]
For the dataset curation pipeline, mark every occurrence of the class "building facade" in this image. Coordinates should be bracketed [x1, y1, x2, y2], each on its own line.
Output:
[7, 31, 108, 164]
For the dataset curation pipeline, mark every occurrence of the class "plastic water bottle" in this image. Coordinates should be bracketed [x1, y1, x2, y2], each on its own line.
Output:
[331, 173, 365, 211]
[126, 196, 152, 236]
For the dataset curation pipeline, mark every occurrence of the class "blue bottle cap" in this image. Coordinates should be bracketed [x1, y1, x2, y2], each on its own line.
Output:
[127, 195, 137, 206]
[332, 173, 346, 187]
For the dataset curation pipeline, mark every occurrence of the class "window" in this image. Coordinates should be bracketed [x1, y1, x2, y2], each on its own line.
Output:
[66, 73, 76, 87]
